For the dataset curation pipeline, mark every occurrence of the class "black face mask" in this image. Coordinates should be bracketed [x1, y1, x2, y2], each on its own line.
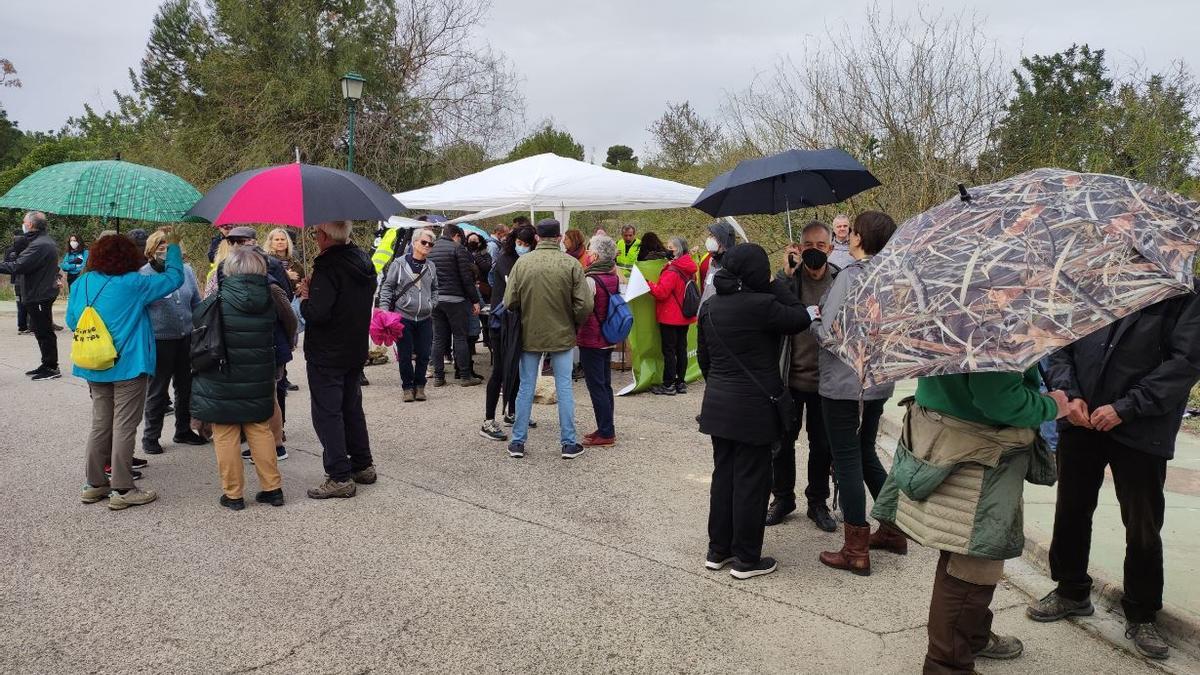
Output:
[801, 248, 828, 270]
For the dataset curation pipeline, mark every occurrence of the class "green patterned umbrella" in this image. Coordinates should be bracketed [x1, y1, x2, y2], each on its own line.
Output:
[0, 160, 201, 222]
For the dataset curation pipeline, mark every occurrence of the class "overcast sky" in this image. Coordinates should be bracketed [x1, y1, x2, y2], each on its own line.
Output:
[3, 0, 1198, 162]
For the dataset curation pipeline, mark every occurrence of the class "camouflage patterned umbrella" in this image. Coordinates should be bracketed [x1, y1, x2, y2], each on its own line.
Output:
[823, 168, 1200, 387]
[0, 160, 201, 223]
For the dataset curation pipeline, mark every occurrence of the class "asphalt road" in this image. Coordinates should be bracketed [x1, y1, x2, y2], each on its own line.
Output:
[0, 325, 1168, 674]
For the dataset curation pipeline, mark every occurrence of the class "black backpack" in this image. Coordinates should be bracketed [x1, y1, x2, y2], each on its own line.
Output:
[190, 295, 228, 373]
[669, 267, 702, 319]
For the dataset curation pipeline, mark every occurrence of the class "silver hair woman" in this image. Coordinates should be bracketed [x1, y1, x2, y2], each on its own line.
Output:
[588, 234, 618, 264]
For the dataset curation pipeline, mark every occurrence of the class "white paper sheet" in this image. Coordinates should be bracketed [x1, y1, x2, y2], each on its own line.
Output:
[624, 264, 651, 301]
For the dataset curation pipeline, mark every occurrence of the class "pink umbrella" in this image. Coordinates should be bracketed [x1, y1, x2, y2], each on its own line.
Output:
[370, 309, 405, 347]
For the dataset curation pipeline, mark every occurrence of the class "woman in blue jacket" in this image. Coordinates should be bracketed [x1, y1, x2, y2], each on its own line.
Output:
[60, 233, 89, 288]
[67, 230, 184, 511]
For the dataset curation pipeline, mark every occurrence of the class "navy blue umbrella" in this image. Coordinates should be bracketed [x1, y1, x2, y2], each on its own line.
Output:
[692, 148, 880, 239]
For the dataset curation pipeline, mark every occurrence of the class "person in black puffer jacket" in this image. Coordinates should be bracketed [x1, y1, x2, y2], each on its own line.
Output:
[697, 243, 811, 580]
[191, 247, 283, 510]
[426, 223, 482, 385]
[299, 221, 378, 499]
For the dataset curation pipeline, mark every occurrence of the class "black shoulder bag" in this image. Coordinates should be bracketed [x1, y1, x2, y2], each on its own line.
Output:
[704, 312, 797, 437]
[388, 263, 428, 311]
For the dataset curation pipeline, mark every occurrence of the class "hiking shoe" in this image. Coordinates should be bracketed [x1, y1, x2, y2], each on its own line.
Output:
[131, 456, 149, 470]
[307, 478, 356, 499]
[650, 384, 675, 396]
[508, 442, 525, 459]
[173, 431, 207, 446]
[275, 446, 289, 460]
[219, 495, 245, 511]
[765, 499, 796, 526]
[562, 443, 585, 459]
[502, 415, 536, 429]
[81, 484, 111, 504]
[479, 420, 508, 442]
[30, 367, 61, 381]
[108, 488, 157, 510]
[459, 376, 484, 387]
[143, 440, 164, 455]
[414, 387, 427, 401]
[104, 466, 143, 481]
[352, 466, 377, 484]
[241, 448, 253, 462]
[807, 503, 838, 532]
[675, 382, 688, 394]
[583, 434, 614, 447]
[1026, 590, 1094, 622]
[730, 557, 778, 580]
[705, 551, 736, 570]
[255, 489, 285, 507]
[976, 632, 1024, 660]
[402, 389, 415, 403]
[432, 377, 447, 387]
[1126, 622, 1170, 660]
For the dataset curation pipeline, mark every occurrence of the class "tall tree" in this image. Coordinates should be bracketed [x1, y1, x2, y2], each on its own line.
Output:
[506, 121, 584, 161]
[603, 144, 638, 172]
[646, 101, 722, 173]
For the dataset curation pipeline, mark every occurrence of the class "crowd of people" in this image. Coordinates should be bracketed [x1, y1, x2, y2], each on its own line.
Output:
[2, 205, 1197, 673]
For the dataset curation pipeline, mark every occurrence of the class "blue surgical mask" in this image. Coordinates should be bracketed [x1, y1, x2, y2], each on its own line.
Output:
[516, 244, 531, 256]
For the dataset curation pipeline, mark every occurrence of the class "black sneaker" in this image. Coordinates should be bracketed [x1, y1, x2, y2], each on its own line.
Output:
[219, 495, 245, 511]
[164, 404, 174, 416]
[502, 415, 536, 429]
[705, 552, 736, 570]
[143, 440, 164, 455]
[764, 499, 796, 526]
[561, 443, 585, 459]
[255, 489, 285, 507]
[433, 377, 447, 388]
[651, 384, 675, 396]
[173, 431, 207, 446]
[675, 382, 688, 394]
[131, 457, 149, 470]
[275, 446, 289, 460]
[24, 366, 41, 376]
[30, 367, 61, 381]
[287, 383, 299, 391]
[730, 557, 778, 580]
[507, 442, 525, 458]
[807, 503, 838, 532]
[241, 448, 253, 463]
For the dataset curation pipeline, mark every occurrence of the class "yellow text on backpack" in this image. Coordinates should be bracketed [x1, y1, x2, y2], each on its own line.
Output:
[71, 278, 119, 370]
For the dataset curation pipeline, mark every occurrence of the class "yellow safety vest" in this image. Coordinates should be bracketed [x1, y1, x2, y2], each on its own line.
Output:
[372, 228, 399, 274]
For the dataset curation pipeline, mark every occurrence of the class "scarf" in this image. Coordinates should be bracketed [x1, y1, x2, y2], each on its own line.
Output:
[585, 258, 615, 276]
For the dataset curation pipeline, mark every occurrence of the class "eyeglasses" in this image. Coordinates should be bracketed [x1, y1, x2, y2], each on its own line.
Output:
[416, 239, 435, 247]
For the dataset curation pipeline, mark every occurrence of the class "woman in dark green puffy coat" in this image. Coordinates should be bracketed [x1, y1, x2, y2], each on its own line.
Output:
[191, 247, 284, 510]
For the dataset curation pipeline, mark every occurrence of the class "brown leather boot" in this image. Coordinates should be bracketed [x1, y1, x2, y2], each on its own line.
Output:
[819, 523, 872, 576]
[870, 522, 909, 555]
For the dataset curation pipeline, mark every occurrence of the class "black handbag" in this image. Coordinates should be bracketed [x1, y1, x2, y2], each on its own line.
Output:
[704, 313, 798, 437]
[190, 295, 228, 373]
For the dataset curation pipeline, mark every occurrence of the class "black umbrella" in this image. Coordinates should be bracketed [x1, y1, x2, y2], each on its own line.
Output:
[692, 148, 880, 239]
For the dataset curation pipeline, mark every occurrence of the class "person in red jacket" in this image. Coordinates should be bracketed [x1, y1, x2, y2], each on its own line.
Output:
[648, 236, 698, 395]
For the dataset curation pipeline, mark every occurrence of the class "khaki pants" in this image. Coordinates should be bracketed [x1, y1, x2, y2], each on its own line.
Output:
[86, 377, 148, 490]
[212, 421, 280, 499]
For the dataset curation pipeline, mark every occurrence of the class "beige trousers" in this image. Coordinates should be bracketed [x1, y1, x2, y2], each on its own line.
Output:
[211, 421, 280, 499]
[86, 376, 148, 490]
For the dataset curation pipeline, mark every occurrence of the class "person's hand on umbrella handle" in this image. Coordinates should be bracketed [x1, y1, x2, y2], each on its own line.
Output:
[1047, 390, 1071, 420]
[1063, 397, 1091, 427]
[1089, 404, 1122, 432]
[807, 305, 821, 322]
[162, 226, 182, 246]
[784, 244, 802, 277]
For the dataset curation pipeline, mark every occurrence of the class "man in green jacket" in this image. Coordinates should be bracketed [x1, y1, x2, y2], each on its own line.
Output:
[872, 369, 1067, 674]
[615, 224, 641, 271]
[503, 219, 593, 460]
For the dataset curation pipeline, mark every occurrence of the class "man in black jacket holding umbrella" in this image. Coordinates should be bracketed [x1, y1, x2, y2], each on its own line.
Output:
[298, 220, 378, 500]
[1031, 286, 1200, 660]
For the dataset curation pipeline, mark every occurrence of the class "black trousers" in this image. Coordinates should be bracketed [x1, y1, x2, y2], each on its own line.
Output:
[822, 397, 887, 526]
[143, 337, 192, 445]
[484, 325, 516, 421]
[659, 323, 689, 386]
[307, 363, 374, 482]
[431, 301, 472, 379]
[708, 436, 773, 564]
[16, 300, 27, 331]
[26, 297, 57, 368]
[1049, 428, 1168, 623]
[771, 389, 833, 506]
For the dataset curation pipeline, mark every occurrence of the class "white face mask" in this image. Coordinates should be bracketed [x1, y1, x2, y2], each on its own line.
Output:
[705, 237, 720, 253]
[70, 241, 80, 249]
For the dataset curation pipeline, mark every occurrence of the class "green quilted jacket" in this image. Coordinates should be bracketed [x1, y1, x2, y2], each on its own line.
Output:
[190, 274, 277, 425]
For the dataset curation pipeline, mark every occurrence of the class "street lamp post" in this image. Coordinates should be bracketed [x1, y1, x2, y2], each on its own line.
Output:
[340, 72, 366, 172]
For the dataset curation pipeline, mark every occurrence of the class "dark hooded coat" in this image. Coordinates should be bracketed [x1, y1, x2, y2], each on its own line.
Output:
[697, 244, 812, 445]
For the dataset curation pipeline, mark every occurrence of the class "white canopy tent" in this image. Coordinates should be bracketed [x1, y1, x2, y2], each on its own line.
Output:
[392, 153, 747, 240]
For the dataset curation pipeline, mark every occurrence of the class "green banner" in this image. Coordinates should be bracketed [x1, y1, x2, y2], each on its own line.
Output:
[618, 259, 702, 396]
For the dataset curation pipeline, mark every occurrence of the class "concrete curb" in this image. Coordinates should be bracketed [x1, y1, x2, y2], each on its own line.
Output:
[876, 413, 1200, 660]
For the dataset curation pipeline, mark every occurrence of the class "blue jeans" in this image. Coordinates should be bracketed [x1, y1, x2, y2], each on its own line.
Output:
[512, 350, 577, 447]
[396, 317, 433, 390]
